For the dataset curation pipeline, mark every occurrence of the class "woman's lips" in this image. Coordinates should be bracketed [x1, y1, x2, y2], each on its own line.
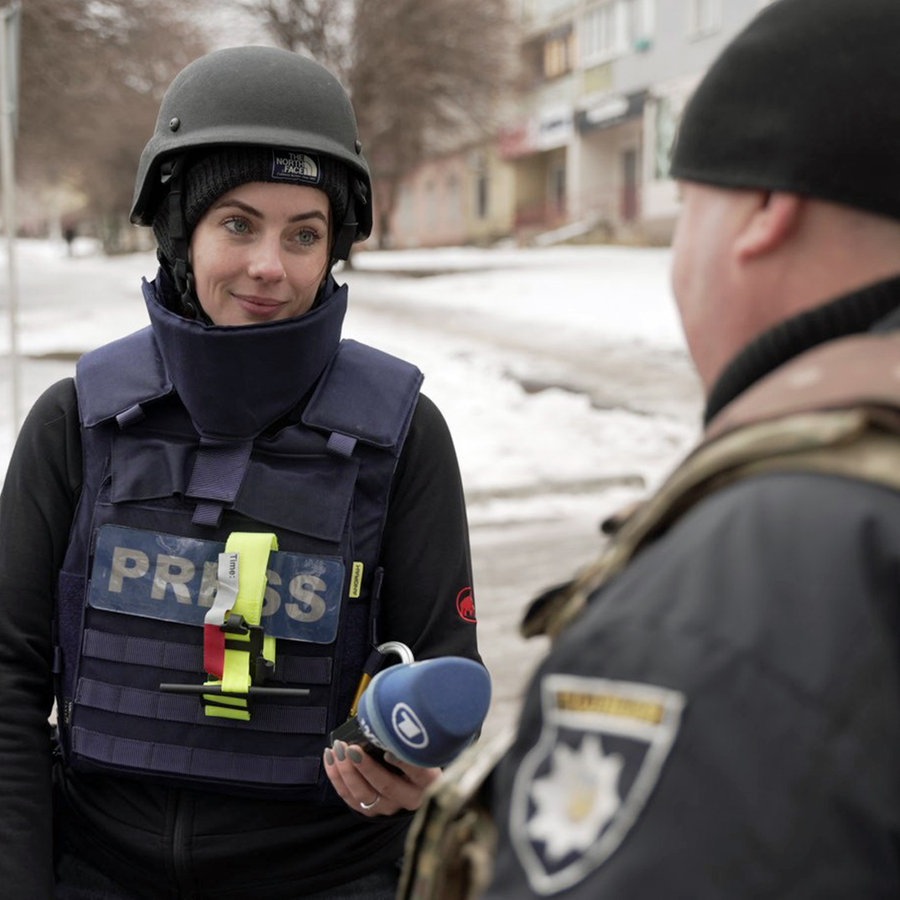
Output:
[234, 293, 286, 318]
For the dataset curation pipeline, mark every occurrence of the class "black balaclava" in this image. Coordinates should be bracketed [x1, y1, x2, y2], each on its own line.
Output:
[152, 146, 351, 319]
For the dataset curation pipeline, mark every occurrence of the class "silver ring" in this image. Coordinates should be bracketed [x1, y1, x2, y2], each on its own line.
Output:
[359, 793, 381, 810]
[376, 641, 415, 664]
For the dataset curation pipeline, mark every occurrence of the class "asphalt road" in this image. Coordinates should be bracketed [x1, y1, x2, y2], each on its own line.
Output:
[470, 514, 604, 742]
[345, 271, 705, 743]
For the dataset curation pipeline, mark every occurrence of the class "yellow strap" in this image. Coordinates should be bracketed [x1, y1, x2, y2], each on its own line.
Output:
[227, 531, 278, 626]
[203, 532, 278, 721]
[263, 634, 276, 667]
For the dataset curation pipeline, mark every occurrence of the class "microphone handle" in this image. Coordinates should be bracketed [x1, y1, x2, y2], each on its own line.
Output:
[329, 716, 403, 772]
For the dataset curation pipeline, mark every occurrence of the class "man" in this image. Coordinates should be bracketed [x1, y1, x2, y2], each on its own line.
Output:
[400, 0, 900, 896]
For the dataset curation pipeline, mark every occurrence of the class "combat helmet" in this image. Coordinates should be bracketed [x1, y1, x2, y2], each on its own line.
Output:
[131, 45, 371, 271]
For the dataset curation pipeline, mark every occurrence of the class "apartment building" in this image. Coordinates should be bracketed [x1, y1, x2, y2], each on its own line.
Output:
[385, 0, 773, 249]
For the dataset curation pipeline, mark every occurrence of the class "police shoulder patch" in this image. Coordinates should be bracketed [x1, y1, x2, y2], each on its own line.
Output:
[509, 674, 685, 895]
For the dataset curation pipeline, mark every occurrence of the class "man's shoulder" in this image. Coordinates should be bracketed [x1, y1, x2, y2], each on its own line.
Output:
[563, 468, 900, 707]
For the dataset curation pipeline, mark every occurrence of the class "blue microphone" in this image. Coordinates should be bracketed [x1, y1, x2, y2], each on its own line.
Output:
[330, 656, 491, 768]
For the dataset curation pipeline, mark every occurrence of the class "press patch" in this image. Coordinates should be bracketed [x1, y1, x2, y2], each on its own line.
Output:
[271, 149, 320, 184]
[88, 524, 343, 644]
[510, 674, 685, 895]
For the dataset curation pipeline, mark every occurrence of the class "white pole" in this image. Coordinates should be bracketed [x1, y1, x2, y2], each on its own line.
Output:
[0, 2, 20, 438]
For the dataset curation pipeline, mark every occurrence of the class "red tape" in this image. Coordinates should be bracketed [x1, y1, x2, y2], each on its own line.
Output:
[203, 623, 226, 679]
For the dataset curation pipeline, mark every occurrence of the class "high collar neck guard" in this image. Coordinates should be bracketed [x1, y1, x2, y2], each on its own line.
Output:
[143, 272, 347, 441]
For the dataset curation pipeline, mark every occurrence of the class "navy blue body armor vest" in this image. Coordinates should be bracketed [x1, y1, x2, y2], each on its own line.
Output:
[54, 321, 422, 801]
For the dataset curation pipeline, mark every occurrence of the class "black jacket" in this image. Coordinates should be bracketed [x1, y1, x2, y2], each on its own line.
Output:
[486, 278, 900, 899]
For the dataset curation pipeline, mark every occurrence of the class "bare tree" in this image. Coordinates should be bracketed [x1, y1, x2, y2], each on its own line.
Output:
[229, 0, 353, 73]
[18, 0, 209, 250]
[232, 0, 518, 248]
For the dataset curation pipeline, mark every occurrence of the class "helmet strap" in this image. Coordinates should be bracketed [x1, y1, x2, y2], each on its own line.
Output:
[160, 157, 204, 320]
[332, 206, 357, 261]
[332, 177, 368, 260]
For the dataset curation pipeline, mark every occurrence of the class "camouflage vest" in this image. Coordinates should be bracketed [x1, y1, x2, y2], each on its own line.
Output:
[399, 330, 900, 899]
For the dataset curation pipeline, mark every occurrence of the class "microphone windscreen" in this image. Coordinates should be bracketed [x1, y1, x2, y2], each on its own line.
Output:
[357, 656, 491, 767]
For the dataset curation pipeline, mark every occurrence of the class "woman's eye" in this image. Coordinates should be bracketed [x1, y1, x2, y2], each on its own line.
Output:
[224, 217, 251, 235]
[295, 228, 320, 247]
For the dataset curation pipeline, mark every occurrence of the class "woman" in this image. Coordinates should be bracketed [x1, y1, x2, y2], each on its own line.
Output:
[0, 46, 479, 898]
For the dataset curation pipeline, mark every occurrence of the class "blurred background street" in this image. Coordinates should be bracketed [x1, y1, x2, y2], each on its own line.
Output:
[4, 0, 766, 743]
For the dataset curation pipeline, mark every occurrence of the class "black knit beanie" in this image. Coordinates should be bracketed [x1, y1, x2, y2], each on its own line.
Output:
[670, 0, 900, 222]
[153, 146, 351, 266]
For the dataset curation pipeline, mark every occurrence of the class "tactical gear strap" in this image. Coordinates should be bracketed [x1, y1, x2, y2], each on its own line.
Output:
[398, 728, 513, 900]
[203, 532, 278, 720]
[159, 155, 206, 317]
[70, 725, 321, 786]
[83, 628, 331, 684]
[187, 439, 254, 527]
[522, 407, 900, 641]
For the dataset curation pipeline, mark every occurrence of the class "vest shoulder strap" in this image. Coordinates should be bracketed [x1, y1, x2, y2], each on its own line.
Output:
[76, 328, 171, 427]
[302, 339, 424, 453]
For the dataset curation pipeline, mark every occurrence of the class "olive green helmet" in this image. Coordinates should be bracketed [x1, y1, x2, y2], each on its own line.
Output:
[130, 45, 372, 257]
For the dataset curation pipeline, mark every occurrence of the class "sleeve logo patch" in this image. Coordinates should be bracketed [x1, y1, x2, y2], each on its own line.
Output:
[456, 586, 476, 623]
[510, 675, 685, 895]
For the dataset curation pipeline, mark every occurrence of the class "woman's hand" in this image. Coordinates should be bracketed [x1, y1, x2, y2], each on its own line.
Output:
[323, 740, 441, 817]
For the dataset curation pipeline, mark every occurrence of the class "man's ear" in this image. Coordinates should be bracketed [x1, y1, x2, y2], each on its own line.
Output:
[735, 192, 803, 260]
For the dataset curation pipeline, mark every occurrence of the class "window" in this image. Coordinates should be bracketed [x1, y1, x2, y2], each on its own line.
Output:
[473, 156, 490, 220]
[551, 164, 566, 214]
[688, 0, 721, 37]
[624, 0, 655, 47]
[545, 0, 575, 16]
[582, 2, 622, 64]
[425, 180, 437, 231]
[446, 174, 461, 225]
[544, 29, 573, 78]
[582, 0, 656, 63]
[653, 95, 677, 179]
[397, 184, 414, 233]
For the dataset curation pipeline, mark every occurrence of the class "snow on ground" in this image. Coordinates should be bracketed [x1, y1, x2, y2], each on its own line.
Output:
[348, 243, 685, 348]
[0, 238, 702, 528]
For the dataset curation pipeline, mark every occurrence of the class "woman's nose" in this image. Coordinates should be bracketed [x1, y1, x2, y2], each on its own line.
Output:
[247, 235, 286, 281]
